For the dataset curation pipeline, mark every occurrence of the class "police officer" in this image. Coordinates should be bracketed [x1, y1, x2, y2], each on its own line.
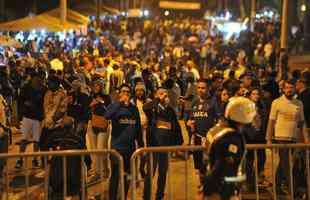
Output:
[201, 97, 256, 200]
[186, 78, 217, 183]
[101, 84, 144, 200]
[142, 87, 183, 200]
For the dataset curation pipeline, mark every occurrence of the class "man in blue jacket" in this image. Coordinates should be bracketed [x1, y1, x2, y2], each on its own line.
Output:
[102, 84, 144, 200]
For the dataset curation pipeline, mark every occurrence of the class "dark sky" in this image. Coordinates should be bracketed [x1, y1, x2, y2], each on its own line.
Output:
[3, 0, 88, 20]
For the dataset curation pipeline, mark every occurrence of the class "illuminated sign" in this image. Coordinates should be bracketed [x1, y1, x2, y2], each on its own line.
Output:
[159, 1, 201, 10]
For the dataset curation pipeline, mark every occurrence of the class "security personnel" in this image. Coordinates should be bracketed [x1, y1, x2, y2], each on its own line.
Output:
[142, 87, 183, 200]
[201, 97, 256, 200]
[102, 84, 144, 200]
[186, 78, 217, 183]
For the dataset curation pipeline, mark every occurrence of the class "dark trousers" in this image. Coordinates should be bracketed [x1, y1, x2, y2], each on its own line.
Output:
[275, 140, 295, 188]
[143, 152, 168, 200]
[192, 136, 206, 176]
[0, 134, 8, 182]
[246, 148, 266, 189]
[109, 149, 132, 200]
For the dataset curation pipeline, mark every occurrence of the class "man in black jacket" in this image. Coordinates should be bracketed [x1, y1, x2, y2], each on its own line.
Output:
[15, 73, 46, 168]
[142, 87, 183, 200]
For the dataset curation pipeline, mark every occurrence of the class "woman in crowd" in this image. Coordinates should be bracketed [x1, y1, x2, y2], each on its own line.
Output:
[244, 87, 268, 191]
[87, 79, 111, 180]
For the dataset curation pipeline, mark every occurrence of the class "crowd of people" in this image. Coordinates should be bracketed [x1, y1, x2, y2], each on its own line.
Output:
[0, 15, 309, 199]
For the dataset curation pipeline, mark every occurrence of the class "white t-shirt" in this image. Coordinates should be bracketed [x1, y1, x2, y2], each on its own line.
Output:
[269, 95, 304, 141]
[136, 99, 148, 128]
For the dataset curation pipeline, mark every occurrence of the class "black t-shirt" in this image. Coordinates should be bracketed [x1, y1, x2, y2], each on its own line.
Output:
[189, 98, 217, 136]
[19, 82, 45, 121]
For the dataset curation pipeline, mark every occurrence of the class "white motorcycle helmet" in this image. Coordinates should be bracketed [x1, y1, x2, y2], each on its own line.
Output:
[225, 97, 256, 124]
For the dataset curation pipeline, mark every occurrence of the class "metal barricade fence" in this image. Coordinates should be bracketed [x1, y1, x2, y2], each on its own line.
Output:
[0, 149, 125, 200]
[130, 144, 310, 200]
[246, 144, 310, 200]
[130, 146, 205, 200]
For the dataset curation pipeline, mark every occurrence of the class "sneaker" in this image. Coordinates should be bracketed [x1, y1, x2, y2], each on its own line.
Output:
[15, 160, 23, 169]
[32, 159, 40, 168]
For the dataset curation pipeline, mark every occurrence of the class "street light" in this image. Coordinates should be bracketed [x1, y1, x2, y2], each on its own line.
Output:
[301, 4, 307, 12]
[143, 10, 149, 17]
[164, 10, 170, 16]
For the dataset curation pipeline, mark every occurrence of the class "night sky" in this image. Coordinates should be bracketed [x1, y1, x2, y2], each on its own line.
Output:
[3, 0, 86, 20]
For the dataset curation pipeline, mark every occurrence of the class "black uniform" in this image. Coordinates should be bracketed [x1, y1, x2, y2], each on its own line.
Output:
[203, 121, 246, 200]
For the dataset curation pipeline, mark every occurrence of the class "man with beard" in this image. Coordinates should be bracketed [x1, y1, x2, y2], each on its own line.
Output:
[186, 79, 217, 184]
[266, 79, 309, 195]
[142, 87, 183, 200]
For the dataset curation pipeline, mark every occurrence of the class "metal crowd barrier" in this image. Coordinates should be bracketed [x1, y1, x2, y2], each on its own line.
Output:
[246, 143, 310, 200]
[130, 144, 310, 200]
[0, 144, 309, 200]
[0, 149, 125, 200]
[130, 146, 205, 200]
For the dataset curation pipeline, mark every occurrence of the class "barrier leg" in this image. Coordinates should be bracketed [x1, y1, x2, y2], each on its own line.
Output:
[254, 149, 259, 200]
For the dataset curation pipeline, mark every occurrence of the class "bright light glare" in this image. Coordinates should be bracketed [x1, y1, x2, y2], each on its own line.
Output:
[301, 4, 306, 12]
[41, 29, 46, 35]
[217, 22, 247, 41]
[15, 32, 24, 42]
[143, 10, 149, 16]
[225, 11, 231, 20]
[57, 32, 66, 41]
[164, 10, 170, 16]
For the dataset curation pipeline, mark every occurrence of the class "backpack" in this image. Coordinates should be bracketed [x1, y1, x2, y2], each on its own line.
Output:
[48, 127, 86, 198]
